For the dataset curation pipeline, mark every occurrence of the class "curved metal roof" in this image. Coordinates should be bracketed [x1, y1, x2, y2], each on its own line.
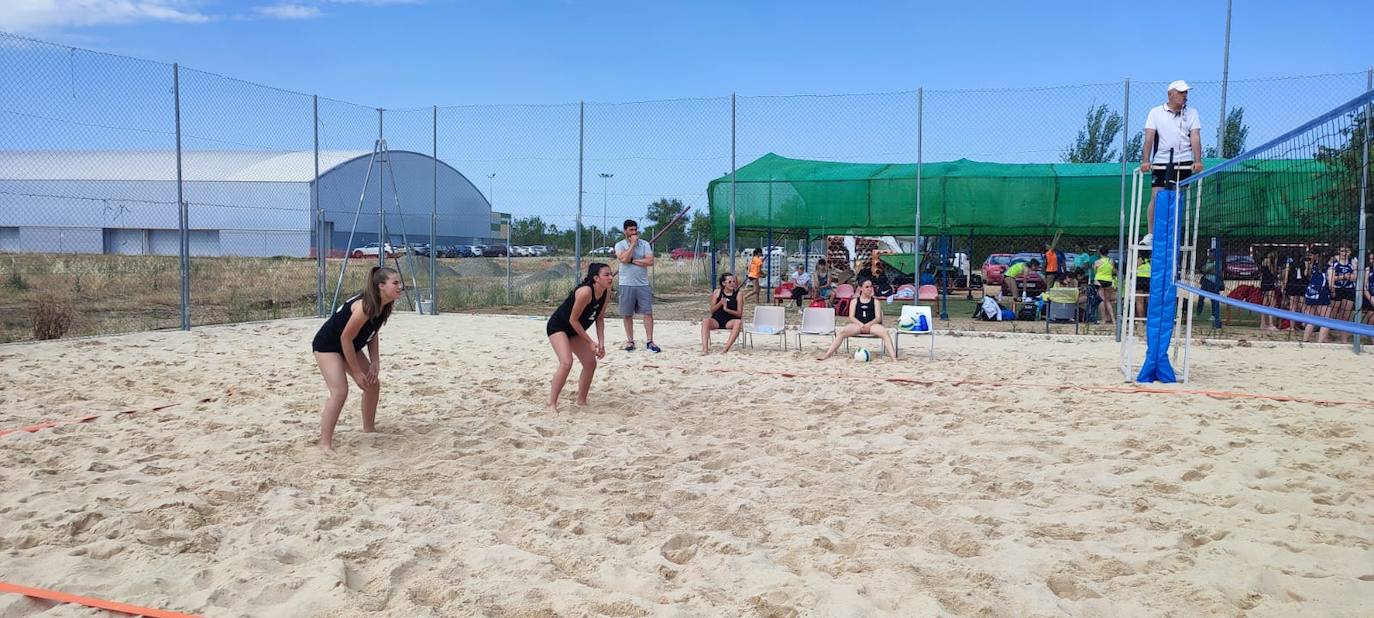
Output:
[0, 150, 403, 182]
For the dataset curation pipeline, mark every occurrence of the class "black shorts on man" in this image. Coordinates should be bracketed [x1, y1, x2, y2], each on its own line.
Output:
[1151, 164, 1194, 189]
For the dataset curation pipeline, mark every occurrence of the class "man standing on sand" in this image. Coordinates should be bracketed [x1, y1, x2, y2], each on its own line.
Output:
[1139, 80, 1204, 246]
[615, 219, 660, 352]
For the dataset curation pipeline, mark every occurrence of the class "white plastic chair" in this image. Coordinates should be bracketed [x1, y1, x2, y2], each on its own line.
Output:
[892, 304, 936, 360]
[744, 305, 788, 350]
[794, 306, 836, 350]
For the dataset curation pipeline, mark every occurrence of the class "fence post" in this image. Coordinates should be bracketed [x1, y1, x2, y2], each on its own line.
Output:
[730, 93, 737, 275]
[378, 109, 388, 267]
[1211, 236, 1223, 329]
[431, 104, 439, 315]
[314, 94, 324, 317]
[575, 101, 584, 280]
[1354, 73, 1370, 353]
[915, 87, 923, 302]
[174, 63, 189, 331]
[1116, 78, 1130, 342]
[939, 234, 949, 321]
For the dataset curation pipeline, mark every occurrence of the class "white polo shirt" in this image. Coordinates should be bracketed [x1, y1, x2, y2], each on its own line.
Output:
[1144, 104, 1202, 164]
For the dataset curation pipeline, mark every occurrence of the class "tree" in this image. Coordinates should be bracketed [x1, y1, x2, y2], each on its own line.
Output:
[1124, 131, 1143, 163]
[510, 215, 551, 245]
[1063, 104, 1126, 163]
[643, 198, 690, 249]
[1205, 107, 1250, 158]
[685, 211, 713, 248]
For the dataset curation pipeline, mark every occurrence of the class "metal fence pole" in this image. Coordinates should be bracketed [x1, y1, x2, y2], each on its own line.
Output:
[915, 87, 923, 300]
[314, 94, 324, 317]
[377, 108, 385, 268]
[1116, 78, 1130, 342]
[174, 63, 189, 331]
[575, 101, 584, 279]
[431, 104, 438, 315]
[729, 92, 737, 274]
[1356, 73, 1371, 353]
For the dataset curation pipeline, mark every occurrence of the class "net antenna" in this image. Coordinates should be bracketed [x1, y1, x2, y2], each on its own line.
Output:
[328, 138, 424, 313]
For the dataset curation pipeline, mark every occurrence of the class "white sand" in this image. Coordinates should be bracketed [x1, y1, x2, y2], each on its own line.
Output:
[1, 313, 1372, 617]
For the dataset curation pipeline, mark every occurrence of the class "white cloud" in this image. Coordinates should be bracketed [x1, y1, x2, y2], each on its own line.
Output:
[0, 0, 214, 33]
[252, 3, 321, 19]
[0, 0, 426, 32]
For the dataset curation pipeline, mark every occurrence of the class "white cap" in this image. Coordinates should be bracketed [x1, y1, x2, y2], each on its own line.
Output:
[1168, 80, 1191, 92]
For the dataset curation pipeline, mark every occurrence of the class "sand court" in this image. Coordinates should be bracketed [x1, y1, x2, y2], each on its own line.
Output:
[1, 313, 1372, 616]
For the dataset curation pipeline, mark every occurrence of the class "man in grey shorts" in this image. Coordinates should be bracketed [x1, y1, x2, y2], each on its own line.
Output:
[615, 219, 659, 352]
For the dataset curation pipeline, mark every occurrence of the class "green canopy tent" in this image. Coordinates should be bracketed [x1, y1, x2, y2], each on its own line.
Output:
[707, 153, 1337, 240]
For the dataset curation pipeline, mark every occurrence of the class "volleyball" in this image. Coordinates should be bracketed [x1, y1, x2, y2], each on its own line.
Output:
[853, 348, 872, 362]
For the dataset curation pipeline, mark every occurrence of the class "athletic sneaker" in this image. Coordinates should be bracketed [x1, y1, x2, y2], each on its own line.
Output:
[1138, 233, 1153, 246]
[645, 341, 662, 353]
[624, 341, 636, 352]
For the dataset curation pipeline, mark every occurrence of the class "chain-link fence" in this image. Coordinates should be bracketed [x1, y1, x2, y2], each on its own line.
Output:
[1, 31, 1368, 342]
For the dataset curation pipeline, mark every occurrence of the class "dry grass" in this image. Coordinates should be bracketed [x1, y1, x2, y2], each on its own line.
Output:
[0, 252, 715, 342]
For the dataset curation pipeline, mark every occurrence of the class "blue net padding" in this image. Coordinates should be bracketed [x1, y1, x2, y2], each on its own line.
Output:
[1175, 282, 1374, 338]
[1137, 190, 1179, 383]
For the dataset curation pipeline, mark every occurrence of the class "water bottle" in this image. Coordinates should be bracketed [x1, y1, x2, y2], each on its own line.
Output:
[917, 313, 929, 332]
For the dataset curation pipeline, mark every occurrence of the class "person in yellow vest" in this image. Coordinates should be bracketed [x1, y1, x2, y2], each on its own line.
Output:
[1093, 247, 1116, 325]
[1135, 251, 1151, 318]
[1002, 258, 1040, 310]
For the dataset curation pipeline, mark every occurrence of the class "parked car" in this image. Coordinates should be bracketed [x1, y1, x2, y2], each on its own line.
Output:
[589, 246, 614, 257]
[1224, 255, 1260, 278]
[351, 242, 396, 259]
[482, 244, 509, 257]
[512, 245, 533, 257]
[739, 246, 786, 260]
[670, 247, 701, 260]
[408, 243, 431, 257]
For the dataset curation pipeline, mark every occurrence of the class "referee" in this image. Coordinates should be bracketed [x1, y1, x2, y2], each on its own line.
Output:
[1138, 80, 1204, 246]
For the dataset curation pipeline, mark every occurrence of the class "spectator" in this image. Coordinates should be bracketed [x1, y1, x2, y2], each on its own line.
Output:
[1002, 258, 1041, 308]
[614, 219, 659, 352]
[745, 248, 764, 304]
[785, 263, 814, 307]
[1093, 247, 1116, 325]
[1135, 251, 1151, 317]
[1258, 251, 1280, 331]
[816, 278, 897, 362]
[700, 272, 744, 354]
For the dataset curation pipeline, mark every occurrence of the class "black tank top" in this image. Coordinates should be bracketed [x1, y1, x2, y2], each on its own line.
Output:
[548, 284, 607, 334]
[311, 295, 385, 353]
[855, 298, 876, 324]
[711, 288, 739, 325]
[1285, 260, 1307, 286]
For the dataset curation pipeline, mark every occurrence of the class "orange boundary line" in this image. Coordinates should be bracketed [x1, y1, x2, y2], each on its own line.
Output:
[0, 400, 209, 438]
[643, 364, 1374, 409]
[0, 581, 201, 618]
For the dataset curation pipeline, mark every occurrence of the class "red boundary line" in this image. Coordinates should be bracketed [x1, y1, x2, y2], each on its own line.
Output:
[643, 363, 1374, 409]
[0, 400, 210, 438]
[0, 581, 201, 618]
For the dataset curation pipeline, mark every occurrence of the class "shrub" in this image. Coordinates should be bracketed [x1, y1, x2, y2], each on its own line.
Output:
[32, 296, 74, 340]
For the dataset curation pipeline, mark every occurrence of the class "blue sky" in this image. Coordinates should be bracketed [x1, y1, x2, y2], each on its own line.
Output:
[6, 0, 1372, 106]
[4, 1, 1373, 230]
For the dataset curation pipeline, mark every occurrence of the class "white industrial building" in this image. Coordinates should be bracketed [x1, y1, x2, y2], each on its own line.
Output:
[0, 150, 496, 256]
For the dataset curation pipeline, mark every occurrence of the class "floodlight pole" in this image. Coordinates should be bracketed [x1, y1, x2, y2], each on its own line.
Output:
[1217, 0, 1233, 155]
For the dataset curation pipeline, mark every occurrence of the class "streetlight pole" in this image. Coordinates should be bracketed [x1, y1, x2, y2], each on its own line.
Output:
[599, 172, 613, 250]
